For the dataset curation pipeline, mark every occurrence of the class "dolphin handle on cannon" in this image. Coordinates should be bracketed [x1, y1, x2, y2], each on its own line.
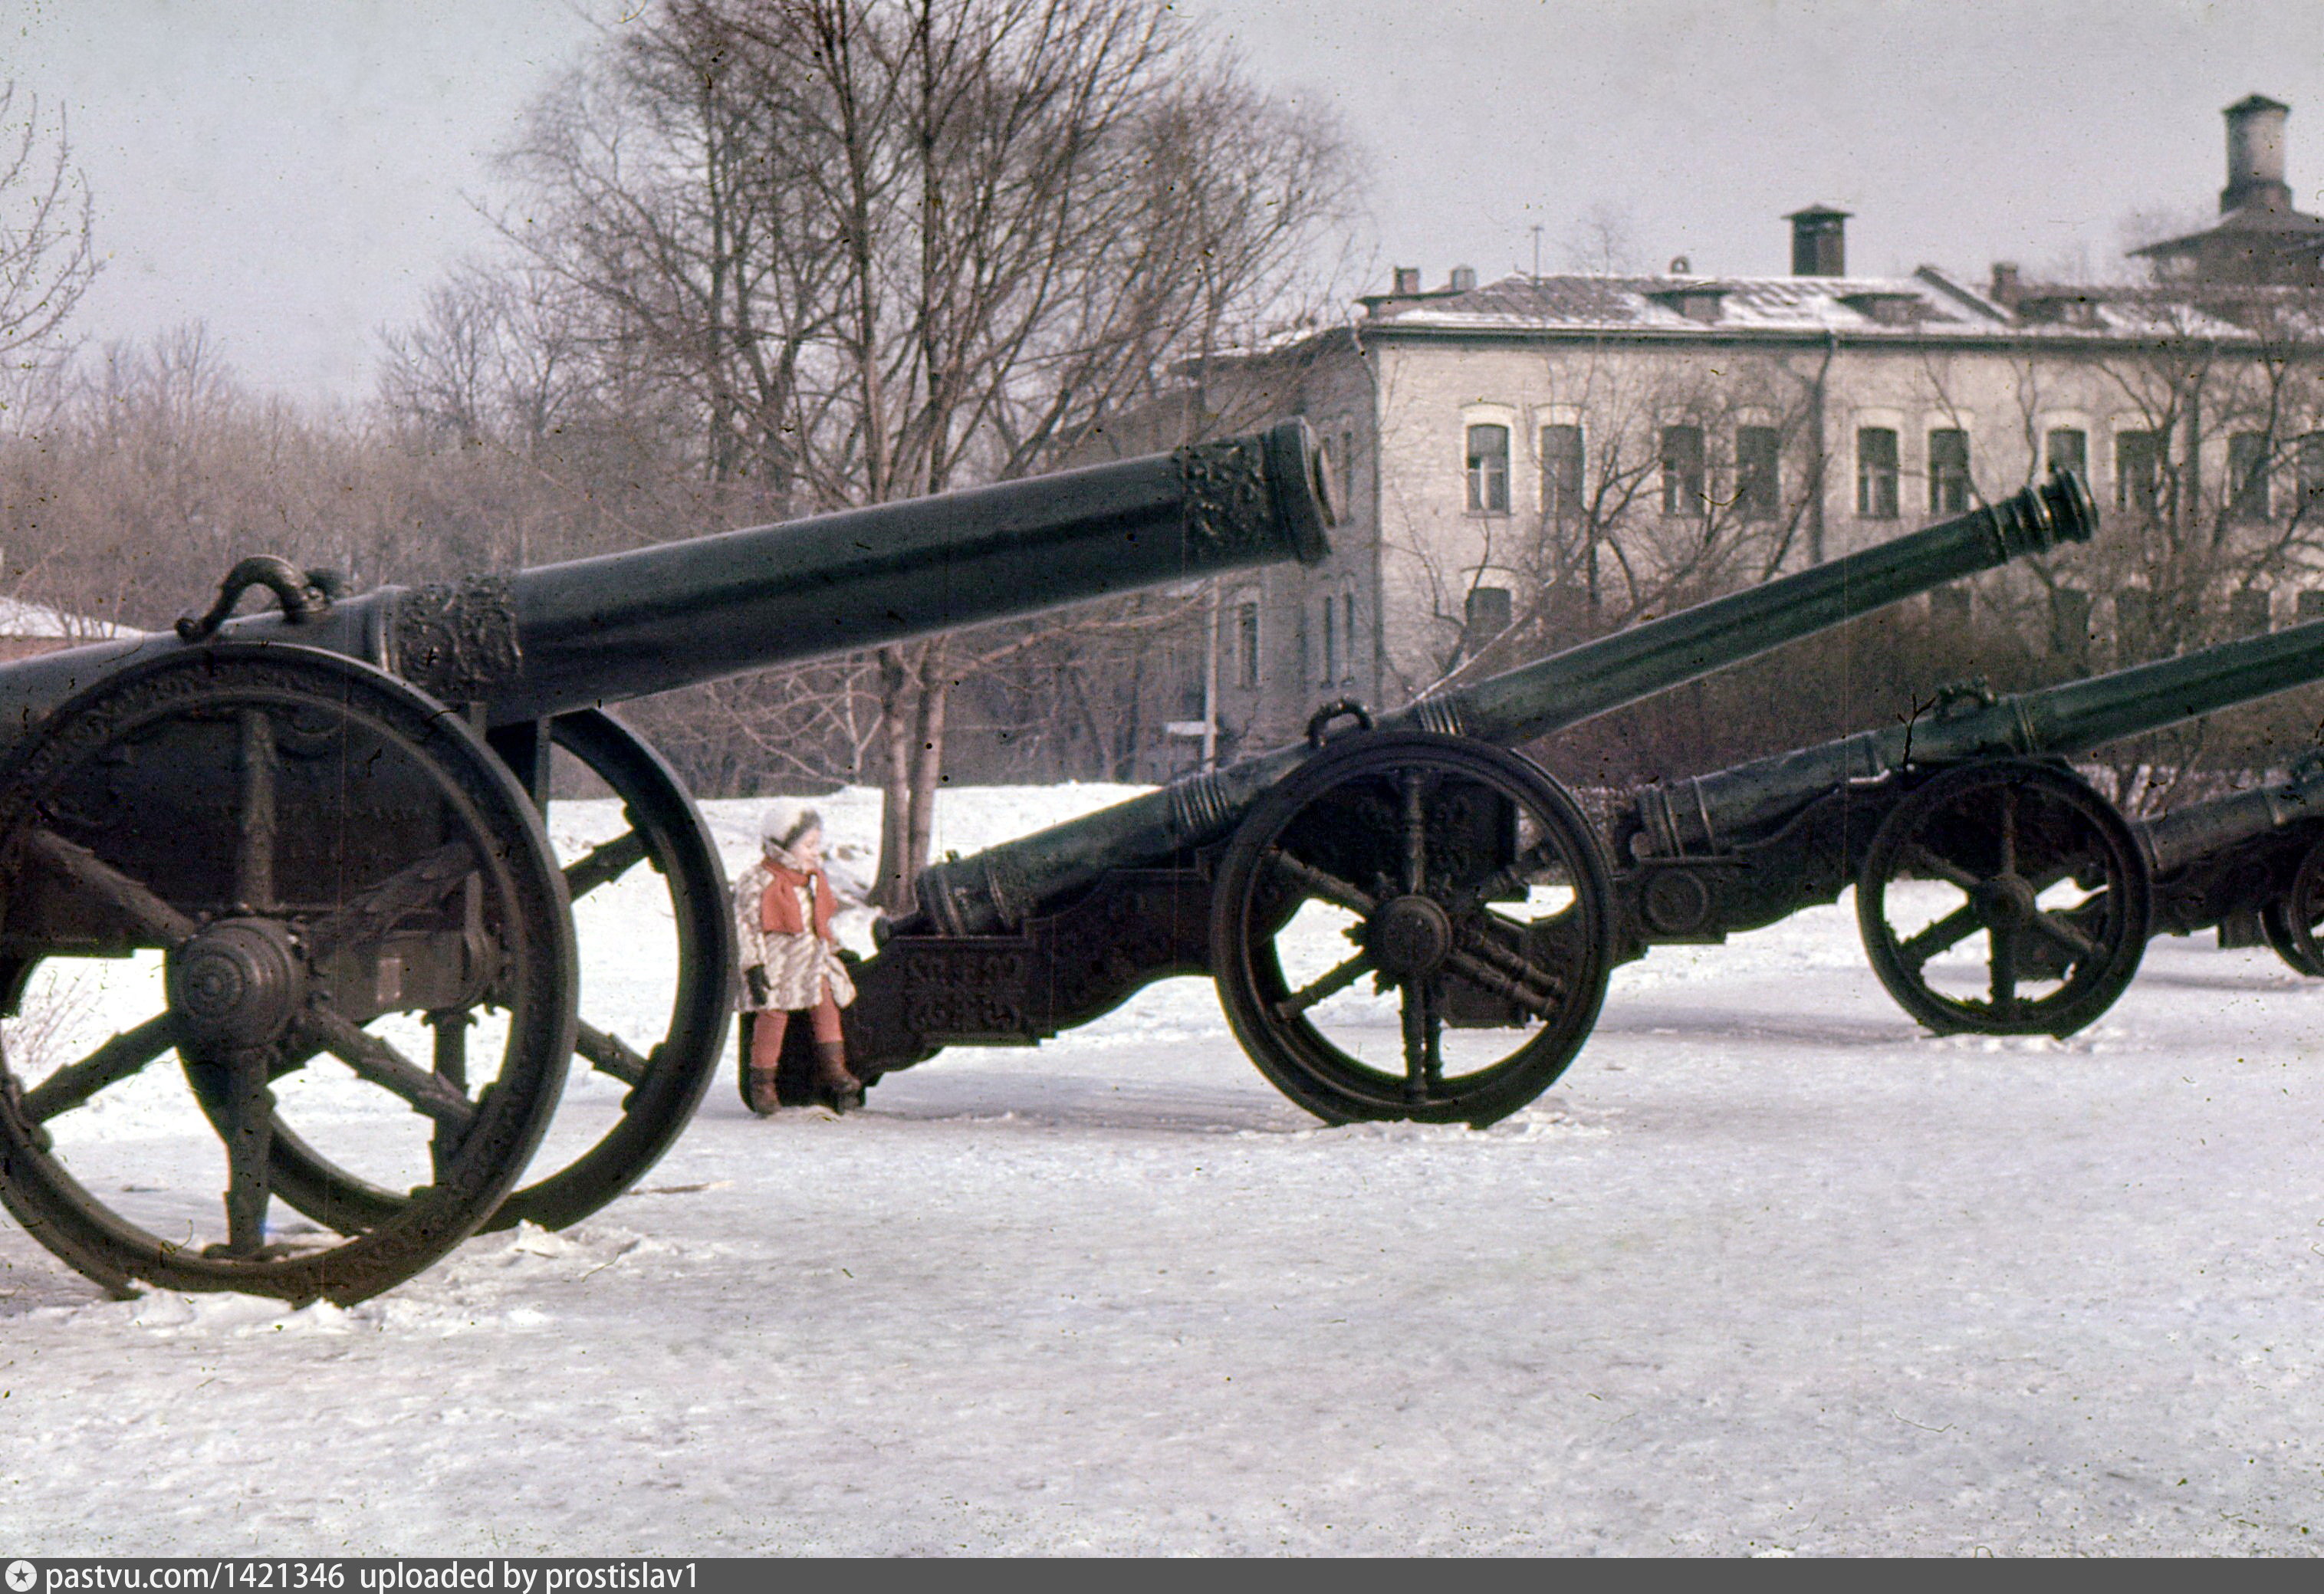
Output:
[843, 472, 2098, 1125]
[0, 422, 1335, 1303]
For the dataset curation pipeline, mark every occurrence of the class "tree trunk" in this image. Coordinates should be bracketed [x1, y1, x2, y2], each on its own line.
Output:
[904, 637, 952, 904]
[872, 644, 915, 910]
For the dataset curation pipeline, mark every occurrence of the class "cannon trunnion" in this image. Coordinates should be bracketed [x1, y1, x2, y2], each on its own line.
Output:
[0, 425, 1335, 1303]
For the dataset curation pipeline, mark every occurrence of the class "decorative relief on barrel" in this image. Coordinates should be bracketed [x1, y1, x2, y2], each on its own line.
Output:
[390, 577, 521, 704]
[1165, 771, 1234, 843]
[1174, 437, 1277, 561]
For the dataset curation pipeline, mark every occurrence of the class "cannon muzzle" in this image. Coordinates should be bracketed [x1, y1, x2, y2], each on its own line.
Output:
[0, 422, 1333, 733]
[908, 473, 2096, 935]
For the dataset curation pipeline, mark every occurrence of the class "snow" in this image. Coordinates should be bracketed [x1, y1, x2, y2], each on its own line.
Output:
[5, 785, 2324, 1554]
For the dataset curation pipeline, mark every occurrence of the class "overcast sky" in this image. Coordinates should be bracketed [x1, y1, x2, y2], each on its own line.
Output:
[8, 0, 2324, 402]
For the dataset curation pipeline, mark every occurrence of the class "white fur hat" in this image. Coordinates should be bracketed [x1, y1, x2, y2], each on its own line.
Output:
[758, 799, 823, 851]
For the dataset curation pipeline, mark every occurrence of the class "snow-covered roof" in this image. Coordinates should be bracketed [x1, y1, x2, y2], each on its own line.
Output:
[0, 595, 136, 640]
[1353, 267, 2303, 344]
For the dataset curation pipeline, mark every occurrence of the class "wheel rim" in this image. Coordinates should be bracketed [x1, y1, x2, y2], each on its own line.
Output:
[1856, 758, 2152, 1037]
[2262, 836, 2324, 978]
[0, 646, 575, 1304]
[1209, 732, 1613, 1126]
[205, 709, 732, 1234]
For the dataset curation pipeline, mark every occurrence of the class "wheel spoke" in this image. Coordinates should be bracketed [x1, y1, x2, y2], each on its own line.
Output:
[1988, 925, 2020, 1018]
[1272, 953, 1375, 1020]
[1399, 770, 1427, 896]
[428, 1011, 472, 1180]
[1265, 850, 1377, 917]
[234, 708, 278, 914]
[2027, 906, 2096, 960]
[19, 1012, 180, 1122]
[215, 1047, 277, 1258]
[1442, 933, 1566, 1020]
[300, 843, 475, 961]
[1898, 905, 1979, 969]
[564, 829, 648, 902]
[21, 830, 196, 945]
[1398, 980, 1440, 1096]
[294, 1003, 476, 1131]
[575, 1020, 649, 1087]
[1902, 843, 1982, 892]
[1997, 787, 2017, 877]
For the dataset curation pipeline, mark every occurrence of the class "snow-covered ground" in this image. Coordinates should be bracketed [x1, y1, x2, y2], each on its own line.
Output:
[4, 785, 2323, 1555]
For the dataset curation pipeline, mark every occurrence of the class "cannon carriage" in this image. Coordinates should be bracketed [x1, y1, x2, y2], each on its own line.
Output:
[0, 423, 1335, 1303]
[841, 473, 2098, 1125]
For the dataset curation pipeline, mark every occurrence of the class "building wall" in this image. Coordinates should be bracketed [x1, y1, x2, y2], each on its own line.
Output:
[1353, 328, 2324, 711]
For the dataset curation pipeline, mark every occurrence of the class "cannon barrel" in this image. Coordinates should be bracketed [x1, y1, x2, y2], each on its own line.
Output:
[1632, 616, 2324, 859]
[906, 472, 2096, 935]
[2139, 761, 2324, 876]
[0, 423, 1333, 734]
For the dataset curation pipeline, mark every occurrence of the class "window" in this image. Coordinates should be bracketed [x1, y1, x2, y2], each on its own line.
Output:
[2230, 432, 2273, 521]
[1736, 426, 1780, 521]
[2046, 428, 2086, 479]
[2300, 432, 2324, 516]
[1237, 602, 1260, 689]
[1540, 424, 1584, 518]
[1341, 593, 1357, 679]
[2115, 430, 2163, 514]
[1928, 428, 1970, 515]
[1856, 427, 1898, 518]
[1320, 597, 1336, 682]
[1465, 424, 1509, 514]
[1661, 424, 1704, 515]
[1465, 586, 1513, 648]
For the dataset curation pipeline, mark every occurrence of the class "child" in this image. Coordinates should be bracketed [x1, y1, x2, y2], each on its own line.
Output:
[735, 800, 860, 1114]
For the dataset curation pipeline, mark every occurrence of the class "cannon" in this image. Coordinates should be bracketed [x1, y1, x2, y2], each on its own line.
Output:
[1615, 615, 2324, 1037]
[837, 474, 2097, 1126]
[0, 423, 1334, 1303]
[2142, 761, 2324, 977]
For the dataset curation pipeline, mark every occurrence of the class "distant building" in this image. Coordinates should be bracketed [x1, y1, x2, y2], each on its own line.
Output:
[1170, 94, 2324, 772]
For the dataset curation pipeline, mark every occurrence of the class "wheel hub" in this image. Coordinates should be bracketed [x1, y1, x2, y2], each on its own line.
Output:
[1369, 894, 1453, 978]
[168, 918, 306, 1050]
[1971, 873, 2040, 929]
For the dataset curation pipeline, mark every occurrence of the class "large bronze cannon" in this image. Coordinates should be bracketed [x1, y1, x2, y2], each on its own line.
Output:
[842, 475, 2096, 1126]
[1617, 616, 2324, 1037]
[0, 424, 1333, 1303]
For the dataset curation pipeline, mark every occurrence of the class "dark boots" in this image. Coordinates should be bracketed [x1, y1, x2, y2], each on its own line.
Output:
[814, 1041, 863, 1114]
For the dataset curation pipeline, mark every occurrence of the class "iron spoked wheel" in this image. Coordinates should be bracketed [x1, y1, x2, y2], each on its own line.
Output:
[2260, 838, 2324, 978]
[1209, 731, 1613, 1127]
[239, 709, 734, 1234]
[0, 646, 576, 1305]
[1856, 758, 2152, 1037]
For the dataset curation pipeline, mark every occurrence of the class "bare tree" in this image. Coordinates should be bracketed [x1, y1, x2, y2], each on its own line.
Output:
[455, 0, 1357, 906]
[0, 83, 97, 407]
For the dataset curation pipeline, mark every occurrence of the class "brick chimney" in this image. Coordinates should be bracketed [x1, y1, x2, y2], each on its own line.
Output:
[2223, 94, 2293, 215]
[1787, 205, 1850, 276]
[1391, 265, 1422, 295]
